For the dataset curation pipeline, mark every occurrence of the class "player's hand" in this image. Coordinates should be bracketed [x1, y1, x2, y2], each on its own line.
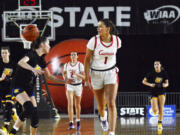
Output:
[84, 80, 92, 90]
[162, 83, 168, 88]
[150, 83, 155, 87]
[65, 78, 75, 84]
[32, 68, 44, 76]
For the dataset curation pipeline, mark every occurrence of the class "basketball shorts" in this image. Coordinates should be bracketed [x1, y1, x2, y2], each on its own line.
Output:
[0, 89, 13, 103]
[12, 88, 35, 98]
[150, 91, 166, 99]
[91, 68, 118, 90]
[66, 84, 83, 97]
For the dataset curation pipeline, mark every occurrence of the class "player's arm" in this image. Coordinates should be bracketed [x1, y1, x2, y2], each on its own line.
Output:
[142, 77, 155, 88]
[162, 79, 169, 88]
[18, 56, 43, 75]
[84, 37, 95, 89]
[75, 63, 85, 80]
[0, 73, 6, 81]
[62, 63, 68, 81]
[62, 70, 67, 80]
[84, 48, 93, 83]
[18, 56, 33, 71]
[44, 67, 68, 84]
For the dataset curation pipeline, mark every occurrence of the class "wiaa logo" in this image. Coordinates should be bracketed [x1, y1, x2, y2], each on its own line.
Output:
[144, 5, 180, 25]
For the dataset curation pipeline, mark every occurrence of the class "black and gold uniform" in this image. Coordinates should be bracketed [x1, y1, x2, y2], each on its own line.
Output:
[8, 37, 49, 135]
[145, 70, 168, 98]
[0, 59, 15, 103]
[11, 50, 46, 97]
[0, 59, 17, 131]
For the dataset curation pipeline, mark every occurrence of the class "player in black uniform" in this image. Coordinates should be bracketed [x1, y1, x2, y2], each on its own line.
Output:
[142, 61, 169, 130]
[0, 46, 18, 135]
[8, 36, 72, 135]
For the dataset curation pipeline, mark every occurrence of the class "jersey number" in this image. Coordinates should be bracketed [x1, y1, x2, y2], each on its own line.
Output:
[70, 70, 75, 78]
[71, 71, 74, 78]
[104, 57, 108, 64]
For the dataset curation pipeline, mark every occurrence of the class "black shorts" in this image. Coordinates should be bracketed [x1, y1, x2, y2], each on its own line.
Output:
[0, 89, 13, 103]
[12, 88, 35, 98]
[150, 91, 166, 99]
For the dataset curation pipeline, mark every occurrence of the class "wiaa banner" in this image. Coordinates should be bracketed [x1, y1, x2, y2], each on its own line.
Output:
[147, 105, 176, 117]
[1, 0, 180, 35]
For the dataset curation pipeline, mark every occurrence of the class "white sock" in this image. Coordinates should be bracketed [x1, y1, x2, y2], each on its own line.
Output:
[100, 116, 106, 121]
[13, 125, 19, 131]
[76, 119, 80, 122]
[109, 132, 115, 135]
[100, 111, 107, 121]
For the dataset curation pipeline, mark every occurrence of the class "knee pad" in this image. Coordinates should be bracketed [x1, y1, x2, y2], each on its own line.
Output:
[19, 101, 34, 121]
[15, 102, 23, 117]
[30, 108, 39, 128]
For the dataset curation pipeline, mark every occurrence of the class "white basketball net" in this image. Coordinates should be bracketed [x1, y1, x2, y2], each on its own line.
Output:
[20, 35, 32, 49]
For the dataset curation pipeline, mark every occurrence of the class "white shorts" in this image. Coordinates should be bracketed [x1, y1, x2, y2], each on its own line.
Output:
[66, 84, 83, 97]
[90, 68, 118, 90]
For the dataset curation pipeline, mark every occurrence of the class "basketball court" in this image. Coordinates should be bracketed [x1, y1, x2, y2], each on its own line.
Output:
[0, 0, 180, 135]
[0, 116, 180, 135]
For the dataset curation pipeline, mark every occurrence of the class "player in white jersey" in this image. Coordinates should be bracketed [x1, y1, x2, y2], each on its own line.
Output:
[84, 19, 121, 135]
[63, 52, 85, 131]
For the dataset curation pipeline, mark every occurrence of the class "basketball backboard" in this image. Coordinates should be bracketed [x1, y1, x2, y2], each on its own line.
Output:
[2, 0, 55, 42]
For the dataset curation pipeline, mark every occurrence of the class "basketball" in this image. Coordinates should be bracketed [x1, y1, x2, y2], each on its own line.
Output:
[22, 24, 40, 41]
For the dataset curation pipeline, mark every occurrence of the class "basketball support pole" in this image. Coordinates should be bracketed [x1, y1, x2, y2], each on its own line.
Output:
[34, 74, 60, 119]
[41, 74, 60, 119]
[35, 18, 60, 118]
[40, 17, 50, 37]
[6, 14, 20, 28]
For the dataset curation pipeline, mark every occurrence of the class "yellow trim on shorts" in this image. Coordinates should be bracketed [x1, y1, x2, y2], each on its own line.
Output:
[5, 95, 11, 98]
[151, 97, 158, 100]
[158, 94, 165, 97]
[1, 100, 6, 103]
[6, 100, 14, 104]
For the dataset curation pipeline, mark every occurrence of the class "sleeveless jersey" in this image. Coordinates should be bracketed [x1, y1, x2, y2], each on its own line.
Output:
[64, 61, 84, 84]
[87, 35, 121, 70]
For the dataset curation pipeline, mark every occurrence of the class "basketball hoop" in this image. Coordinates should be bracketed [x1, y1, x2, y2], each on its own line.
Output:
[2, 10, 54, 42]
[2, 0, 55, 50]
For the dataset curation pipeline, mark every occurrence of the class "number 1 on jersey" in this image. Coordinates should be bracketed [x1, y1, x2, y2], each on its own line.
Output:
[104, 57, 108, 64]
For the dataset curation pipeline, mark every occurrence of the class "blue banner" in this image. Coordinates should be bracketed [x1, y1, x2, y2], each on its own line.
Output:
[147, 105, 176, 117]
